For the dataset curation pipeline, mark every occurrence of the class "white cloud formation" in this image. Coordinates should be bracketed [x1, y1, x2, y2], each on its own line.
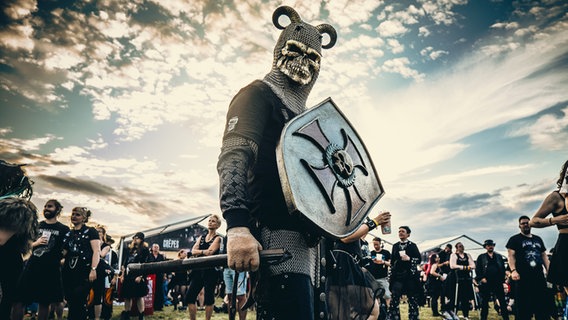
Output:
[376, 20, 409, 37]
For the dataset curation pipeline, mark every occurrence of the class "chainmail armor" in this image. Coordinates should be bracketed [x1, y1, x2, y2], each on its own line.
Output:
[261, 227, 317, 282]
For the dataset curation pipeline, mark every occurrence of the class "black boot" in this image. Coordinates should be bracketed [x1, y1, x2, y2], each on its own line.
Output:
[138, 313, 144, 320]
[120, 311, 129, 320]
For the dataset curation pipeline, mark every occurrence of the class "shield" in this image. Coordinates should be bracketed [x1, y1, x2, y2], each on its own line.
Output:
[276, 97, 384, 239]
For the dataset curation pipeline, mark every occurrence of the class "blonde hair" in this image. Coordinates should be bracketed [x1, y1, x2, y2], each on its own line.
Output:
[72, 207, 92, 223]
[209, 214, 222, 227]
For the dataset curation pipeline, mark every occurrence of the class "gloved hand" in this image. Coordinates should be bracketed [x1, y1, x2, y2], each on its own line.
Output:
[227, 227, 263, 272]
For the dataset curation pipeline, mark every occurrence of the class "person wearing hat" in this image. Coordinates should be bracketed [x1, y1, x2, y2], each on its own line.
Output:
[120, 232, 149, 320]
[475, 239, 509, 320]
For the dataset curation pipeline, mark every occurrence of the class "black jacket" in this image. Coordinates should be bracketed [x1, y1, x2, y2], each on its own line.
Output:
[475, 251, 506, 283]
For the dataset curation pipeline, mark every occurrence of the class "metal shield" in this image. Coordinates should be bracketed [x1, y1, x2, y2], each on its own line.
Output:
[276, 97, 384, 239]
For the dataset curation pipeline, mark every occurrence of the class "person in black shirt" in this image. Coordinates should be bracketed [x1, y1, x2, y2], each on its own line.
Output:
[389, 226, 421, 320]
[217, 6, 338, 320]
[147, 243, 166, 311]
[529, 159, 568, 298]
[186, 214, 222, 320]
[448, 242, 475, 320]
[120, 232, 149, 320]
[0, 160, 37, 320]
[437, 243, 453, 316]
[0, 198, 38, 320]
[476, 239, 509, 320]
[62, 207, 101, 320]
[12, 199, 69, 320]
[506, 215, 550, 320]
[365, 237, 391, 309]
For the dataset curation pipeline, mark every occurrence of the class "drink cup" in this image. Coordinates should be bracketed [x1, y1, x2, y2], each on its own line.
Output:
[399, 250, 406, 257]
[381, 220, 391, 234]
[42, 230, 51, 242]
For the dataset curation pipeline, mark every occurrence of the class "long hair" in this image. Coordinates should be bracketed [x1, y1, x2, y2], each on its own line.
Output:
[556, 160, 568, 190]
[96, 224, 107, 243]
[0, 197, 39, 253]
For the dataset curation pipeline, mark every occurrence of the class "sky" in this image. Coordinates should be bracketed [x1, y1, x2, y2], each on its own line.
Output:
[1, 0, 567, 253]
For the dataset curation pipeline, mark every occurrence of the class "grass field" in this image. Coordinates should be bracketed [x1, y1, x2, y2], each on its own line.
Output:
[92, 299, 504, 320]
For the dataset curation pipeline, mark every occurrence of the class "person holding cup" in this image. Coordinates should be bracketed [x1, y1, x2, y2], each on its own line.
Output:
[389, 226, 421, 320]
[12, 199, 70, 320]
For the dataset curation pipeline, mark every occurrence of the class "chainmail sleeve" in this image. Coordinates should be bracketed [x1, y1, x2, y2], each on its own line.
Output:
[217, 135, 258, 230]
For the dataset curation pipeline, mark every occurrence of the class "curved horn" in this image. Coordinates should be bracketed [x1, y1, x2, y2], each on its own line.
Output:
[272, 6, 302, 30]
[317, 24, 337, 49]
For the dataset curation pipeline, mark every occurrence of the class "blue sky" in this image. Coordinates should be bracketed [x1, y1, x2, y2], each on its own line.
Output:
[1, 0, 567, 253]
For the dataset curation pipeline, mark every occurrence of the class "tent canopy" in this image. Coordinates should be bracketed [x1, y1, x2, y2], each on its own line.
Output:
[416, 234, 504, 262]
[118, 214, 216, 266]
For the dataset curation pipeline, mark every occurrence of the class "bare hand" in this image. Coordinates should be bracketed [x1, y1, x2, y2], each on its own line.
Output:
[35, 236, 48, 247]
[89, 270, 97, 282]
[227, 227, 262, 272]
[372, 211, 391, 226]
[555, 214, 568, 226]
[511, 271, 520, 281]
[401, 254, 410, 261]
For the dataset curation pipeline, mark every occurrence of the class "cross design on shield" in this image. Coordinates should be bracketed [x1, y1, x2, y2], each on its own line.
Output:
[277, 98, 384, 238]
[294, 119, 369, 226]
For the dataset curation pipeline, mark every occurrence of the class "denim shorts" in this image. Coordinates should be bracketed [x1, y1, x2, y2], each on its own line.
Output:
[223, 268, 247, 296]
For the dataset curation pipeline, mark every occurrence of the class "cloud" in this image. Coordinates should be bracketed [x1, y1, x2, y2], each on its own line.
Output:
[418, 0, 468, 26]
[508, 106, 568, 151]
[376, 20, 409, 37]
[381, 57, 425, 81]
[39, 175, 116, 196]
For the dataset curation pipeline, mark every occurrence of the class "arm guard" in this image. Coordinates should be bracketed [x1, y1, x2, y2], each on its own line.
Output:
[217, 135, 258, 230]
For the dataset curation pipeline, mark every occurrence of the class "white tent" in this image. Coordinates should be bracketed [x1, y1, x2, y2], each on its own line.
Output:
[416, 234, 501, 262]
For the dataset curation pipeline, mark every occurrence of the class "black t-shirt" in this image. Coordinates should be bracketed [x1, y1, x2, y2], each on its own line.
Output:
[366, 249, 391, 279]
[438, 250, 452, 274]
[29, 221, 70, 267]
[62, 225, 99, 269]
[506, 233, 546, 276]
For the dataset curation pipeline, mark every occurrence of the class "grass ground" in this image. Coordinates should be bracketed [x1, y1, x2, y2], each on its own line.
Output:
[85, 299, 504, 320]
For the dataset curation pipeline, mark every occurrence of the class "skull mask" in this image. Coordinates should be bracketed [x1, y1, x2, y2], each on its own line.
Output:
[270, 6, 336, 86]
[263, 6, 337, 114]
[277, 39, 321, 85]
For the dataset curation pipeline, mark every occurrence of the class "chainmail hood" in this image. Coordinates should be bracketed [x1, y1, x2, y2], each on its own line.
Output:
[263, 6, 337, 115]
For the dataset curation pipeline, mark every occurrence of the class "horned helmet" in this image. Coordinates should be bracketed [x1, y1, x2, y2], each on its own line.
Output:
[271, 6, 337, 85]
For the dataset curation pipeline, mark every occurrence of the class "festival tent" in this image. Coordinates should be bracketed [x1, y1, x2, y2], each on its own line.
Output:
[117, 214, 213, 266]
[416, 234, 493, 263]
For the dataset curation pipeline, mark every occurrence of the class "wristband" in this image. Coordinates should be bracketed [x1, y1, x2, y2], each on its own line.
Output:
[91, 267, 97, 271]
[511, 269, 516, 273]
[365, 218, 378, 231]
[549, 217, 553, 225]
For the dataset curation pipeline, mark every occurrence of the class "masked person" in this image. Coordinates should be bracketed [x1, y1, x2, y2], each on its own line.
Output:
[12, 200, 70, 320]
[217, 6, 336, 320]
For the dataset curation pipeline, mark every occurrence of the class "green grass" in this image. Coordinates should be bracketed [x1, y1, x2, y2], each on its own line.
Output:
[97, 299, 504, 319]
